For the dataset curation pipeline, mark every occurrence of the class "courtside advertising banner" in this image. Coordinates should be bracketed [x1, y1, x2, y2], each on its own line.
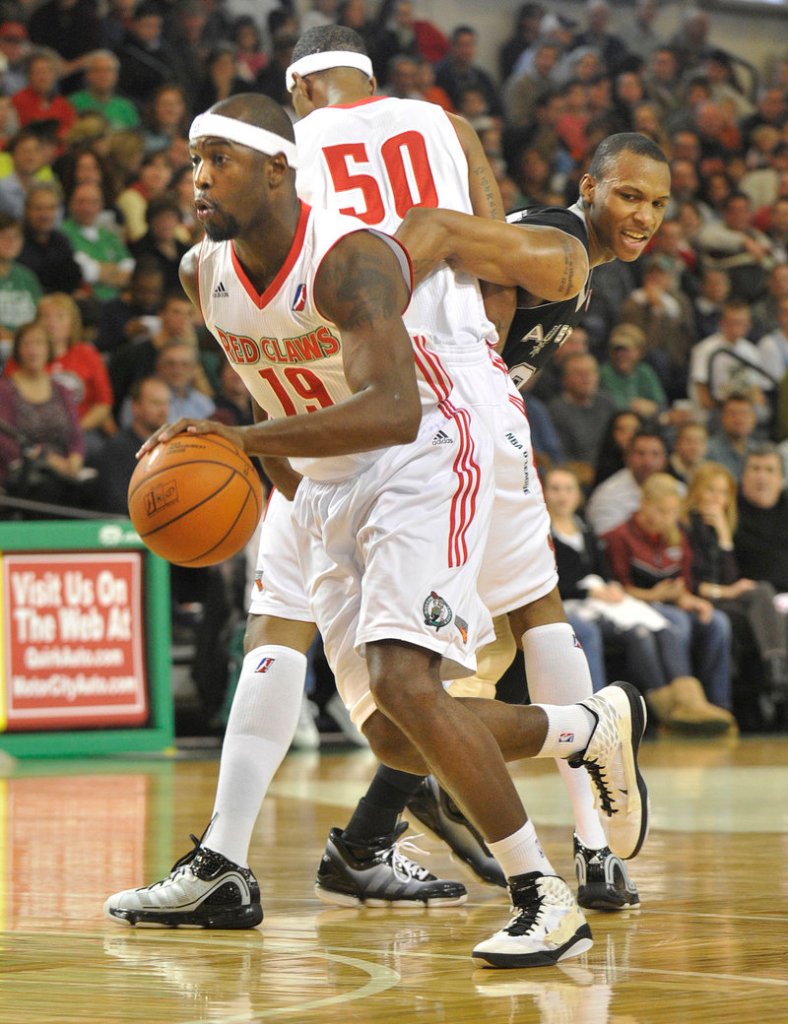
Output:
[0, 552, 148, 731]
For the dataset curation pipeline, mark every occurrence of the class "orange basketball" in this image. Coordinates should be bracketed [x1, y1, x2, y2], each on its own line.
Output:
[128, 432, 264, 567]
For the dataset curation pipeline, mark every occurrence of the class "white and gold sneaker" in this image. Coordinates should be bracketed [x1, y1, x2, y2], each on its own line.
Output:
[472, 873, 593, 969]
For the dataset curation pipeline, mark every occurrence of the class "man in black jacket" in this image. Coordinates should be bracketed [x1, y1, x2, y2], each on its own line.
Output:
[736, 444, 788, 593]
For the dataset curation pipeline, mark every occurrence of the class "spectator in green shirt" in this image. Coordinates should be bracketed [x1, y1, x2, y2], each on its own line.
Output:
[61, 181, 134, 302]
[599, 322, 668, 422]
[68, 50, 141, 131]
[0, 212, 43, 367]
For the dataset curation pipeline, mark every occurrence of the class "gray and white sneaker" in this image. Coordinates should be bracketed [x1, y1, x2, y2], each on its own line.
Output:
[104, 833, 263, 928]
[574, 834, 640, 911]
[472, 872, 593, 969]
[315, 822, 467, 907]
[406, 776, 506, 887]
[569, 682, 649, 861]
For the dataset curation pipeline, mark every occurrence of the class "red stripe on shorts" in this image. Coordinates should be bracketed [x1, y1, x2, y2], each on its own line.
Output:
[411, 336, 481, 568]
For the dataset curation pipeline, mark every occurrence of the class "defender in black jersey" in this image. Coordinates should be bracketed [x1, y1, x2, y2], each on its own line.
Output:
[502, 203, 592, 390]
[398, 132, 672, 391]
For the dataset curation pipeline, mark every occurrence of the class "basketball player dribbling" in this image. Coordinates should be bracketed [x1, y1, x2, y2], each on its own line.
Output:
[104, 92, 650, 969]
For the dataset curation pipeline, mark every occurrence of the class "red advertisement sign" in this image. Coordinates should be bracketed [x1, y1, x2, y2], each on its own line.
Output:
[0, 552, 148, 731]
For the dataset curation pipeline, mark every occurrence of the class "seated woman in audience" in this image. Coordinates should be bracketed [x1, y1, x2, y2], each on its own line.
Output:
[142, 83, 190, 157]
[116, 151, 173, 244]
[546, 466, 732, 733]
[594, 409, 644, 486]
[684, 461, 788, 719]
[0, 320, 85, 502]
[37, 292, 113, 459]
[58, 145, 122, 234]
[603, 472, 736, 727]
[232, 16, 268, 82]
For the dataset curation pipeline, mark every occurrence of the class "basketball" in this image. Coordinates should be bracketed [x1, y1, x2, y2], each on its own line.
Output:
[128, 432, 264, 567]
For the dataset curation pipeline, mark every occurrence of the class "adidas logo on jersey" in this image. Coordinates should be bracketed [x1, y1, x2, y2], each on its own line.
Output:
[432, 430, 453, 446]
[213, 282, 229, 298]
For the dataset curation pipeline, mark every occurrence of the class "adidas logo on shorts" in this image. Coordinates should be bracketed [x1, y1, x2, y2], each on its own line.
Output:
[432, 430, 453, 445]
[213, 282, 229, 298]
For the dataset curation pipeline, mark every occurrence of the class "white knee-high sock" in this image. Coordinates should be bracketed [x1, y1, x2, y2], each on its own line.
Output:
[207, 645, 307, 866]
[523, 623, 608, 849]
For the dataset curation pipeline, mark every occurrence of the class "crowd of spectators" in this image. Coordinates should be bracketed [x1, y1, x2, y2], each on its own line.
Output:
[0, 0, 785, 731]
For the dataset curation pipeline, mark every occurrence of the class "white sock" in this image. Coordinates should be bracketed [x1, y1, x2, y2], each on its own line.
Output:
[524, 623, 607, 848]
[206, 645, 307, 866]
[533, 703, 595, 758]
[488, 820, 554, 879]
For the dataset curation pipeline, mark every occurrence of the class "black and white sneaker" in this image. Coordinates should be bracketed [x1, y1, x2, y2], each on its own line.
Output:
[570, 682, 649, 860]
[472, 872, 593, 969]
[104, 832, 263, 928]
[406, 776, 506, 887]
[315, 822, 467, 907]
[574, 834, 640, 911]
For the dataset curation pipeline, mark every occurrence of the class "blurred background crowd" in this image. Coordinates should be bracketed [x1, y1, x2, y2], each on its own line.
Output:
[0, 0, 786, 738]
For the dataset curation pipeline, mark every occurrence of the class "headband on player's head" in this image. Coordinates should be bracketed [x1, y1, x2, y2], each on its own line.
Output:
[285, 51, 374, 93]
[189, 112, 299, 168]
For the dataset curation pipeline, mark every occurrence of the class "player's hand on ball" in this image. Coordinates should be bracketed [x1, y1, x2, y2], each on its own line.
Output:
[137, 418, 247, 458]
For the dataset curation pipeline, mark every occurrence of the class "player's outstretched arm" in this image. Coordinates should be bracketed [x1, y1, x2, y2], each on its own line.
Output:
[396, 207, 589, 302]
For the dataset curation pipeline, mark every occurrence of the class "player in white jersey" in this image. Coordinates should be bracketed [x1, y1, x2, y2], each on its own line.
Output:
[103, 94, 649, 970]
[280, 26, 640, 913]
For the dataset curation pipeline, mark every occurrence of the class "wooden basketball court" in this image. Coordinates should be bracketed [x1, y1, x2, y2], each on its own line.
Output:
[1, 732, 787, 1024]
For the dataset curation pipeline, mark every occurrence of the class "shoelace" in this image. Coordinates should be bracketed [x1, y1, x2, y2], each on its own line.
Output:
[150, 819, 219, 888]
[382, 833, 433, 883]
[582, 758, 615, 816]
[504, 885, 545, 937]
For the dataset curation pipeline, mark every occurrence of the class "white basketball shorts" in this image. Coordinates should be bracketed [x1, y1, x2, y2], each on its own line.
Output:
[431, 342, 558, 617]
[292, 402, 495, 729]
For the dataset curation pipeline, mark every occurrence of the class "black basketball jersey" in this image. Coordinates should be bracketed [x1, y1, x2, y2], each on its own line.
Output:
[500, 203, 593, 391]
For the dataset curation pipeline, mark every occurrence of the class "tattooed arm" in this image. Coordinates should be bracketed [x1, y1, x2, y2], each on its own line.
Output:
[143, 232, 419, 459]
[397, 207, 588, 303]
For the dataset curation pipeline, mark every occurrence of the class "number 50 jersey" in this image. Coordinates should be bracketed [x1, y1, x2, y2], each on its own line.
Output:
[295, 96, 495, 354]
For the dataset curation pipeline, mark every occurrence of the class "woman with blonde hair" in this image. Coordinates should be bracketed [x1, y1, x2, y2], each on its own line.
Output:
[684, 461, 788, 720]
[546, 466, 697, 701]
[36, 291, 113, 457]
[603, 472, 736, 730]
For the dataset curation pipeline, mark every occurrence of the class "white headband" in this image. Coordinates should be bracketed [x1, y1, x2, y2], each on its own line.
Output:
[189, 112, 299, 168]
[285, 51, 373, 92]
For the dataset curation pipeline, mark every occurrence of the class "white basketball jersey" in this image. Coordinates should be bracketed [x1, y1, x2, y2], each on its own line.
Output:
[198, 202, 415, 482]
[295, 97, 495, 352]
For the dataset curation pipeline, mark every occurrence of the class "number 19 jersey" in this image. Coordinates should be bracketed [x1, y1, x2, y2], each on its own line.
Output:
[197, 201, 414, 482]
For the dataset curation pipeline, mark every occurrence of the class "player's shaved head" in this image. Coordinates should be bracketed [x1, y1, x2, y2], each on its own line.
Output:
[291, 24, 368, 63]
[210, 93, 295, 144]
[588, 132, 668, 179]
